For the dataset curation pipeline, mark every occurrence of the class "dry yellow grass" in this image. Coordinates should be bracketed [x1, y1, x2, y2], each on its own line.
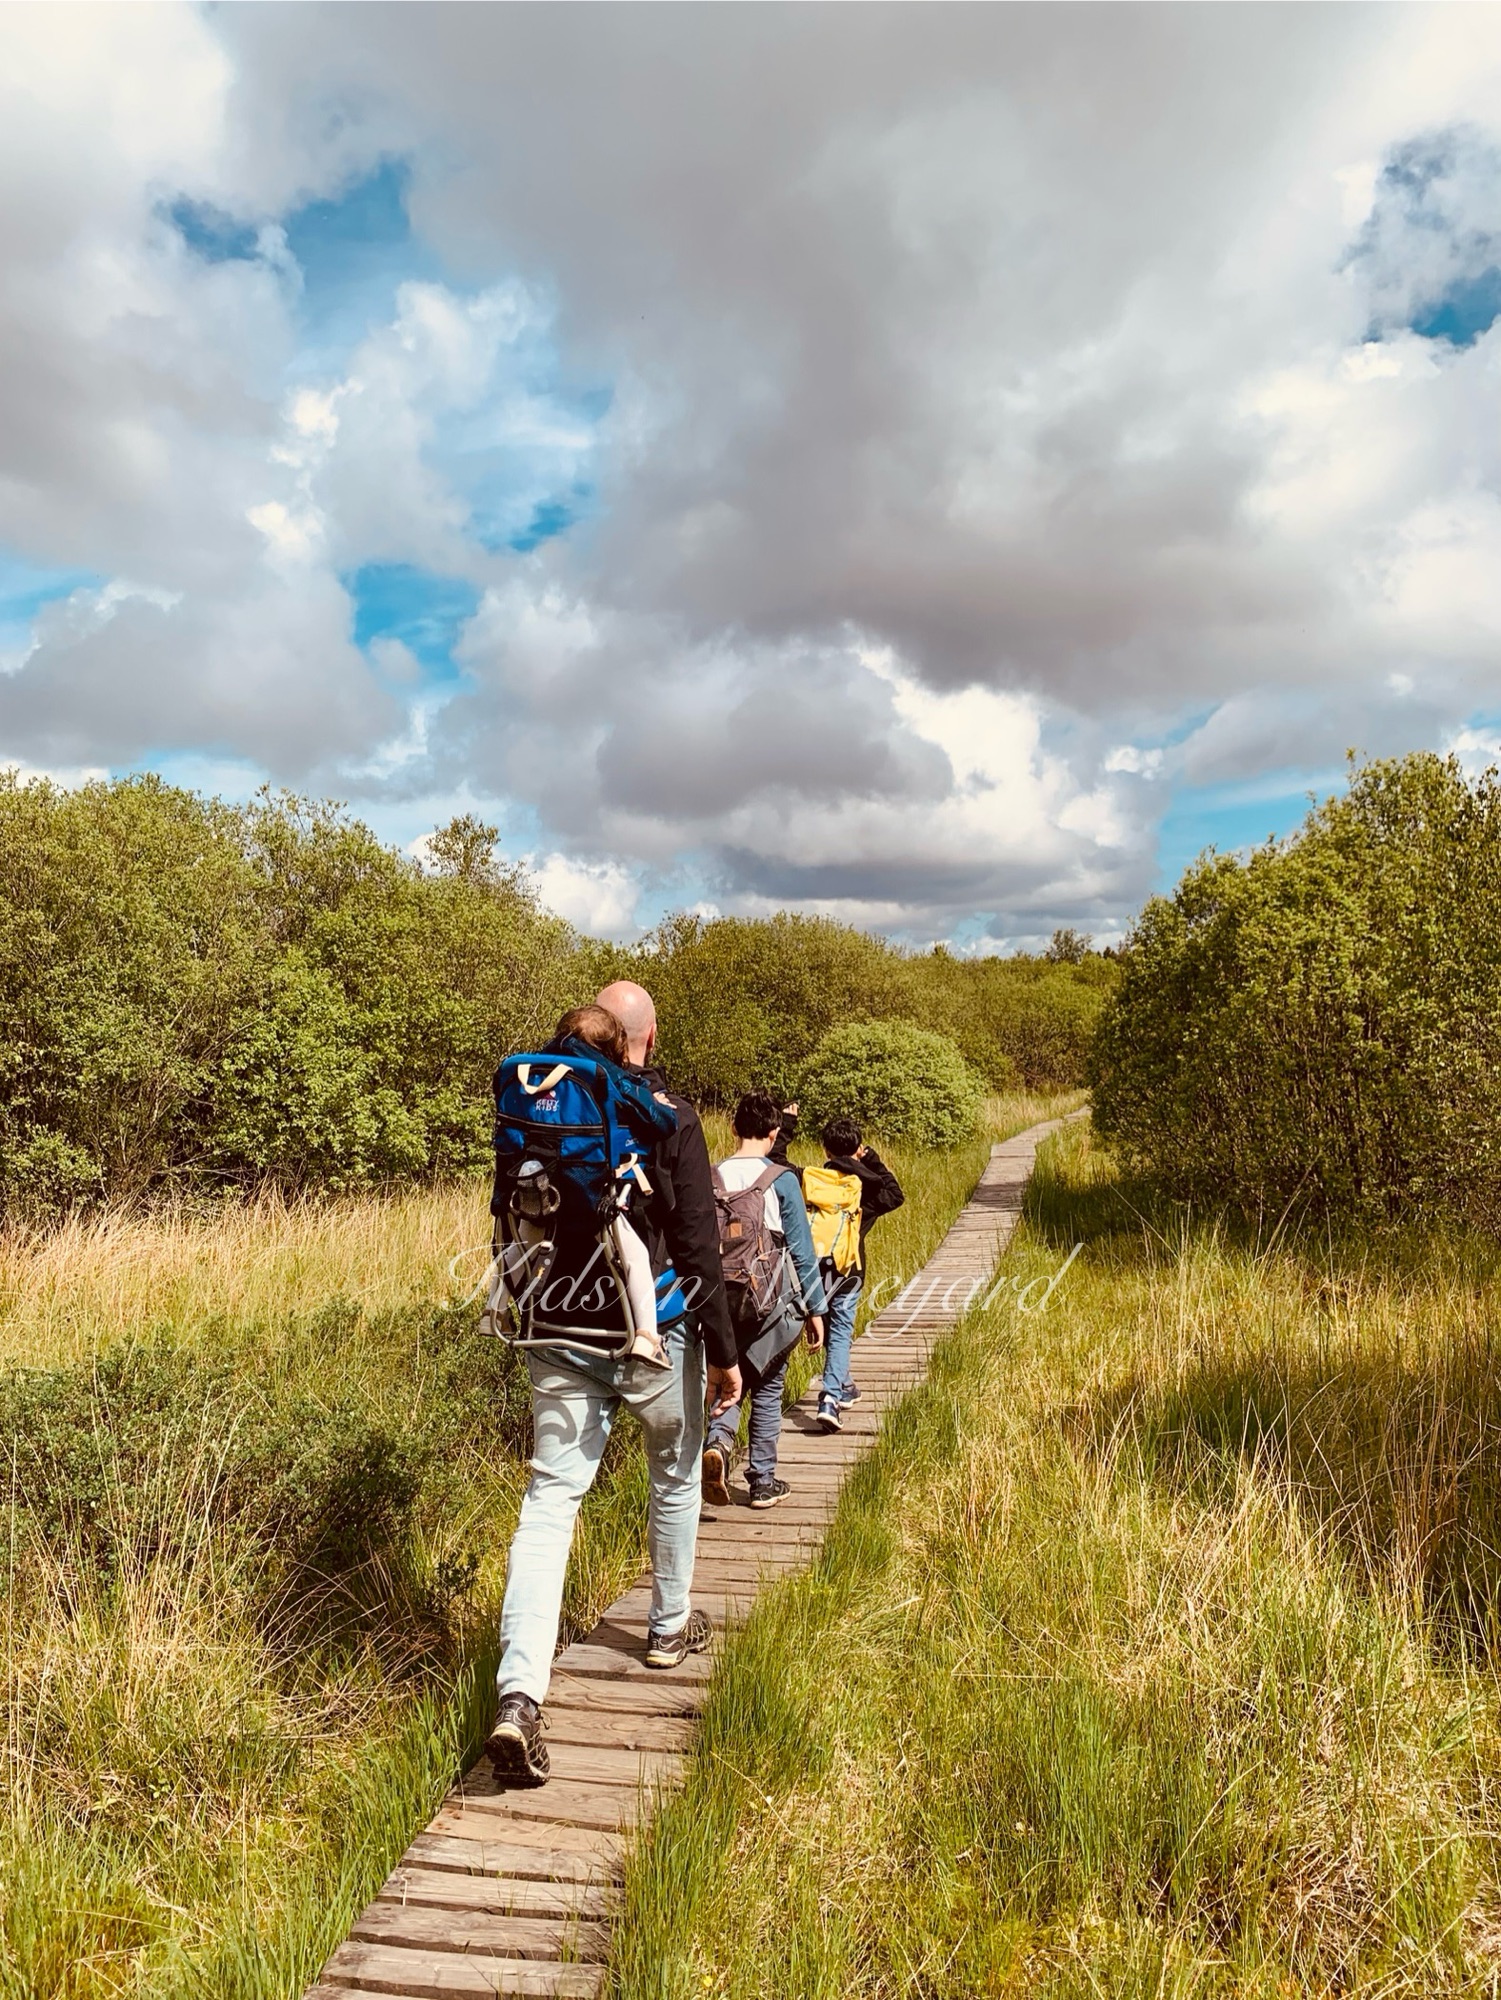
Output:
[0, 1092, 1082, 1369]
[0, 1181, 495, 1366]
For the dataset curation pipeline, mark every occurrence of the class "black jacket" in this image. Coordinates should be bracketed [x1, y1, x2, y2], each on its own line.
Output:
[626, 1062, 737, 1371]
[768, 1105, 800, 1175]
[824, 1147, 904, 1249]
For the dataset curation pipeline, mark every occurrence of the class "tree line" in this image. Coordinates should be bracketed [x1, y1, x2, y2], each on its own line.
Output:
[0, 773, 1110, 1214]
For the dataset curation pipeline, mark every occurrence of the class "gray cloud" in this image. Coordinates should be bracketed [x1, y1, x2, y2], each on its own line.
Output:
[9, 6, 1501, 937]
[0, 576, 398, 775]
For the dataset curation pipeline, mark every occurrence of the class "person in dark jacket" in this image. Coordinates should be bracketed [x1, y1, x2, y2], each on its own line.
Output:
[488, 982, 740, 1790]
[814, 1115, 904, 1433]
[767, 1101, 801, 1174]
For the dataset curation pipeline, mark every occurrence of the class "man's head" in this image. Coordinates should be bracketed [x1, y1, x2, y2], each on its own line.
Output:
[734, 1091, 782, 1142]
[555, 1004, 628, 1065]
[594, 980, 657, 1065]
[822, 1116, 861, 1157]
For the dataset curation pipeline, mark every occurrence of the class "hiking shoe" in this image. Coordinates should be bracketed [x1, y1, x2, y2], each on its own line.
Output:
[748, 1475, 791, 1509]
[646, 1608, 713, 1669]
[816, 1393, 843, 1433]
[837, 1384, 862, 1409]
[488, 1693, 549, 1787]
[701, 1442, 732, 1508]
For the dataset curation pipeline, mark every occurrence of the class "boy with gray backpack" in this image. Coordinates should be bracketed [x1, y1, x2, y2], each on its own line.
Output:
[701, 1091, 826, 1509]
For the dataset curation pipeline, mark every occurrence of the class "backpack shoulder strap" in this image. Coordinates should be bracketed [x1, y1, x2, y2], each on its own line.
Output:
[754, 1161, 788, 1193]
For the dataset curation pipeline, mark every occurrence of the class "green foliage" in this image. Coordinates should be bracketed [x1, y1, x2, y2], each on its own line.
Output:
[1092, 752, 1501, 1229]
[0, 777, 581, 1212]
[612, 914, 1111, 1105]
[797, 1017, 986, 1148]
[1044, 925, 1092, 963]
[0, 1312, 536, 1608]
[0, 771, 1110, 1210]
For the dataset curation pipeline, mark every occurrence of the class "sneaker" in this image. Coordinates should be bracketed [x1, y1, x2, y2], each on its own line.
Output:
[748, 1475, 791, 1510]
[837, 1384, 862, 1409]
[488, 1692, 549, 1787]
[701, 1442, 732, 1508]
[646, 1607, 713, 1669]
[816, 1393, 842, 1433]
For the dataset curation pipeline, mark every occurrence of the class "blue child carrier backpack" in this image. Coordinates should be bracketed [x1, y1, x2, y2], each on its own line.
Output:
[482, 1040, 687, 1354]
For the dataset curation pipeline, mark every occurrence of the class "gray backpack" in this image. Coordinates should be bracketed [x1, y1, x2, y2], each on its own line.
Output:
[711, 1161, 788, 1317]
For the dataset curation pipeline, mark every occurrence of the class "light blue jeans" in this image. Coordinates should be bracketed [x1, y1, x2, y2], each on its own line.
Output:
[496, 1320, 706, 1704]
[822, 1269, 863, 1403]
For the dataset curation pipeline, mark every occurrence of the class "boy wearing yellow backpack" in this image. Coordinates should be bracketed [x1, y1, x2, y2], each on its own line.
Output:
[804, 1116, 904, 1433]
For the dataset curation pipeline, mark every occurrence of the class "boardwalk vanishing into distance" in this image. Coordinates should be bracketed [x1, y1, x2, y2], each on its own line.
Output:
[306, 1114, 1074, 2000]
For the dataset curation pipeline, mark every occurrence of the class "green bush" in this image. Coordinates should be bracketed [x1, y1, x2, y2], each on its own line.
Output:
[0, 1305, 533, 1613]
[0, 778, 581, 1212]
[797, 1018, 986, 1148]
[607, 914, 1112, 1105]
[1091, 752, 1501, 1230]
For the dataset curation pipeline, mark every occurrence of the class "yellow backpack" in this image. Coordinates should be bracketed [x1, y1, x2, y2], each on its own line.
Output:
[802, 1166, 863, 1274]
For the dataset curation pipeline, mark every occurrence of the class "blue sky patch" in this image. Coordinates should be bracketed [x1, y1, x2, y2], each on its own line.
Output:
[0, 551, 99, 654]
[347, 562, 481, 680]
[283, 159, 421, 313]
[1411, 266, 1501, 346]
[166, 197, 262, 264]
[1152, 773, 1338, 892]
[506, 493, 586, 554]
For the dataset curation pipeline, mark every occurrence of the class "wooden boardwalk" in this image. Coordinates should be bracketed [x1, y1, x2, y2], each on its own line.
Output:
[306, 1116, 1069, 2000]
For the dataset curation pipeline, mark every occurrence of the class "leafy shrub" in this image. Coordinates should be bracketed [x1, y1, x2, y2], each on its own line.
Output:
[0, 1307, 534, 1605]
[797, 1019, 986, 1148]
[0, 777, 581, 1213]
[1091, 753, 1501, 1229]
[608, 914, 1111, 1104]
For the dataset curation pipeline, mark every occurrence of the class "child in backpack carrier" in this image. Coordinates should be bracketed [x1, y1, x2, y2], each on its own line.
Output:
[490, 1005, 679, 1368]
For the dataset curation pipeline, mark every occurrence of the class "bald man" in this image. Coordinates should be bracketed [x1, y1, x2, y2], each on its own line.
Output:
[489, 979, 739, 1787]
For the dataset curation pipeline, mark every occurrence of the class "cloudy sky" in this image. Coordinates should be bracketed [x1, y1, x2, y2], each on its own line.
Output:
[4, 4, 1501, 946]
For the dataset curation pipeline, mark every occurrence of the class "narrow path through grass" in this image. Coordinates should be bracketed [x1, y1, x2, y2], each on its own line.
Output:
[0, 1097, 1071, 1997]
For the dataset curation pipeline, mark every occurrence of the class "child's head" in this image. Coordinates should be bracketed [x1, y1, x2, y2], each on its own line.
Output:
[733, 1090, 781, 1141]
[555, 1004, 628, 1065]
[822, 1116, 861, 1156]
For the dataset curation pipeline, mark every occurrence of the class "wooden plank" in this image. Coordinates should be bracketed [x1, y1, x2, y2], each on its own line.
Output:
[696, 1501, 835, 1523]
[421, 1810, 625, 1867]
[349, 1903, 608, 1961]
[528, 1708, 694, 1752]
[467, 1741, 681, 1790]
[544, 1642, 714, 1682]
[694, 1523, 823, 1547]
[692, 1545, 807, 1570]
[442, 1780, 644, 1832]
[544, 1673, 705, 1717]
[402, 1832, 618, 1886]
[377, 1863, 612, 1921]
[611, 1585, 754, 1624]
[318, 1940, 603, 1996]
[699, 1522, 812, 1548]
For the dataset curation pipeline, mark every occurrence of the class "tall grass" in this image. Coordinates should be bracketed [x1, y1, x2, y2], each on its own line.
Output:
[0, 1183, 490, 1368]
[0, 1106, 1014, 1997]
[612, 1119, 1501, 1997]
